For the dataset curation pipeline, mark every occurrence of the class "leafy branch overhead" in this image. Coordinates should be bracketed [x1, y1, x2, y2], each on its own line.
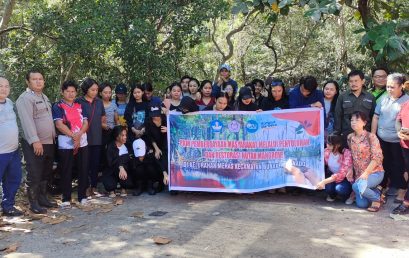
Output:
[232, 0, 408, 69]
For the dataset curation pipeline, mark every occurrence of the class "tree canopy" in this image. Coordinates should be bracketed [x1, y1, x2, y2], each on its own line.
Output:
[0, 0, 407, 100]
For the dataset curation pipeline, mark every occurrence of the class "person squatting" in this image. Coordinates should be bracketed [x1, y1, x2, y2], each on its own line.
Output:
[1, 65, 409, 217]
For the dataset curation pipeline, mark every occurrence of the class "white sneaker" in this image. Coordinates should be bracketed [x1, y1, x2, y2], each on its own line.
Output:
[326, 195, 335, 202]
[109, 192, 116, 198]
[60, 201, 71, 209]
[80, 199, 91, 206]
[120, 189, 127, 197]
[93, 191, 103, 198]
[345, 197, 355, 205]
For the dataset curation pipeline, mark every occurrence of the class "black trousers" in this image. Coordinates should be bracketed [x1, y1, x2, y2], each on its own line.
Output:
[88, 145, 101, 188]
[102, 167, 134, 192]
[58, 147, 89, 202]
[100, 129, 113, 172]
[402, 147, 409, 201]
[380, 139, 406, 189]
[22, 140, 55, 188]
[132, 155, 162, 183]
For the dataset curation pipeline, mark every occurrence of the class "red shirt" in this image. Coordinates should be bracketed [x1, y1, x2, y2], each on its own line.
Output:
[397, 100, 409, 149]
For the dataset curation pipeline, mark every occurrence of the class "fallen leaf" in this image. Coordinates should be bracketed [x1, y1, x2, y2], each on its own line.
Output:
[152, 236, 172, 245]
[41, 215, 68, 225]
[0, 221, 12, 227]
[97, 206, 113, 214]
[1, 243, 20, 253]
[119, 228, 130, 233]
[114, 197, 124, 206]
[79, 205, 95, 212]
[131, 211, 144, 218]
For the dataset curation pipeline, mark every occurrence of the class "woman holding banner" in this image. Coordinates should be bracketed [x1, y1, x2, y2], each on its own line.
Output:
[260, 79, 289, 111]
[316, 134, 353, 202]
[235, 87, 258, 111]
[204, 92, 231, 111]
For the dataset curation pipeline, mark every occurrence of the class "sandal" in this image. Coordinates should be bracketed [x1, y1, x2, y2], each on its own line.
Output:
[380, 193, 387, 204]
[367, 200, 382, 212]
[392, 203, 409, 215]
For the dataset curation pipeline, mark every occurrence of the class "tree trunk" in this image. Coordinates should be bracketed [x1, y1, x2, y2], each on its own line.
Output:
[0, 0, 16, 31]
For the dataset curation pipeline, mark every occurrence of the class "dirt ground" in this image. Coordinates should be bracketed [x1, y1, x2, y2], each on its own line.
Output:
[1, 190, 409, 258]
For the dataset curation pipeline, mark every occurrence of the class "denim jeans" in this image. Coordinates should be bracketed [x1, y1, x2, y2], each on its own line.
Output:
[352, 171, 384, 208]
[325, 178, 352, 200]
[0, 150, 22, 211]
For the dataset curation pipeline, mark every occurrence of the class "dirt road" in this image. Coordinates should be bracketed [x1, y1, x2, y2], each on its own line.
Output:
[1, 191, 408, 258]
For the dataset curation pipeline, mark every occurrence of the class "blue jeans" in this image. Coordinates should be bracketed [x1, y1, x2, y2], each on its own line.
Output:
[352, 171, 384, 208]
[325, 178, 352, 200]
[0, 150, 22, 211]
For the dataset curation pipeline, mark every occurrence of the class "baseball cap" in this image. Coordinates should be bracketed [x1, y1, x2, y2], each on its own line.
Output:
[239, 87, 252, 100]
[149, 105, 162, 117]
[219, 64, 231, 72]
[115, 83, 128, 94]
[132, 138, 146, 158]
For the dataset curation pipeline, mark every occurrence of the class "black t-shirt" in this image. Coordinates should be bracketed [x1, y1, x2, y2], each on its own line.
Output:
[203, 105, 232, 111]
[124, 101, 149, 130]
[77, 97, 105, 146]
[254, 95, 265, 108]
[260, 97, 289, 111]
[145, 115, 167, 151]
[236, 101, 258, 111]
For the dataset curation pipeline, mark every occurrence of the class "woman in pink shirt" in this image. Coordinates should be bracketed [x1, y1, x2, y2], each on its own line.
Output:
[392, 74, 409, 215]
[316, 134, 353, 202]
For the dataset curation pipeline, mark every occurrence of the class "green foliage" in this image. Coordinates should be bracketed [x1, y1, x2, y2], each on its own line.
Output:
[0, 0, 228, 100]
[232, 0, 409, 70]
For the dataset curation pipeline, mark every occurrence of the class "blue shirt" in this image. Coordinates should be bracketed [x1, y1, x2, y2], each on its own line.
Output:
[289, 85, 325, 109]
[148, 96, 162, 107]
[211, 78, 238, 97]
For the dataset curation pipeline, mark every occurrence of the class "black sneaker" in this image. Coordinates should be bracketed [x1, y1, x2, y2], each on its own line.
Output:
[392, 204, 409, 215]
[2, 207, 24, 217]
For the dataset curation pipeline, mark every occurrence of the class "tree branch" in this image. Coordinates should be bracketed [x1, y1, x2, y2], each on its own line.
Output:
[267, 21, 321, 76]
[224, 9, 258, 61]
[211, 18, 227, 61]
[0, 25, 58, 40]
[264, 24, 278, 74]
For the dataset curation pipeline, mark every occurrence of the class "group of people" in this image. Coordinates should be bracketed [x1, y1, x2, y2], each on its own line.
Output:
[0, 64, 409, 218]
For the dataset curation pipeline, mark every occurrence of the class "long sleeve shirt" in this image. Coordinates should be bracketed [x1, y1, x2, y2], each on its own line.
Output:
[324, 148, 353, 183]
[211, 78, 238, 97]
[288, 86, 325, 109]
[16, 89, 55, 144]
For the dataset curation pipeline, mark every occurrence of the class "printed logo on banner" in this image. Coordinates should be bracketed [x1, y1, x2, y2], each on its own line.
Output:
[228, 120, 241, 133]
[210, 120, 223, 132]
[246, 120, 259, 133]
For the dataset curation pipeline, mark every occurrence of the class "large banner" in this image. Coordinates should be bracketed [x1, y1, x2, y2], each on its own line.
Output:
[168, 108, 324, 193]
